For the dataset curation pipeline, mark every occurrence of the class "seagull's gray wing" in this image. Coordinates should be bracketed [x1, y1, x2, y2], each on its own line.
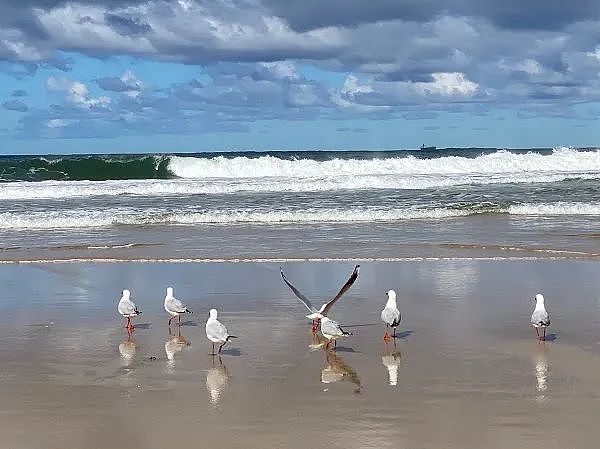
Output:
[118, 298, 138, 315]
[321, 265, 360, 316]
[280, 267, 318, 313]
[321, 319, 344, 337]
[166, 296, 187, 313]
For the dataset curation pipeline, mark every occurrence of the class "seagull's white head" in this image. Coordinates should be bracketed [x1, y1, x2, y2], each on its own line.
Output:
[535, 293, 545, 304]
[386, 289, 397, 302]
[166, 287, 174, 297]
[122, 289, 130, 299]
[320, 316, 331, 323]
[209, 308, 218, 319]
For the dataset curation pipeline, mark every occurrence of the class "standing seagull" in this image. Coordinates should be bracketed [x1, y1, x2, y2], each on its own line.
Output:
[164, 287, 192, 327]
[117, 289, 141, 331]
[206, 309, 237, 355]
[381, 289, 401, 341]
[320, 316, 352, 350]
[280, 265, 360, 332]
[531, 293, 550, 341]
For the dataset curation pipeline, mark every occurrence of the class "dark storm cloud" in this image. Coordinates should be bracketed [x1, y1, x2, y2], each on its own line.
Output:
[104, 13, 153, 36]
[263, 0, 600, 32]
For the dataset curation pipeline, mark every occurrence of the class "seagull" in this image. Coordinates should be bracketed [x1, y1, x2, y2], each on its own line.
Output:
[164, 287, 192, 327]
[280, 265, 360, 332]
[381, 289, 401, 341]
[320, 316, 352, 350]
[117, 289, 141, 331]
[205, 309, 237, 355]
[531, 293, 550, 341]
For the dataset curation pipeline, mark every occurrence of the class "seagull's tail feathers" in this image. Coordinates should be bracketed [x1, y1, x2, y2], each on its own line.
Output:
[185, 308, 193, 314]
[340, 328, 353, 336]
[227, 335, 238, 340]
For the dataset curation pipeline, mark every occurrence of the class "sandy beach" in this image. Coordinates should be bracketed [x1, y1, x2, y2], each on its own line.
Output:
[1, 260, 599, 449]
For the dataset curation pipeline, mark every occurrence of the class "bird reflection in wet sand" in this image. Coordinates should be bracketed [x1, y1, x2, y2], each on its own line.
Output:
[309, 332, 326, 351]
[321, 348, 362, 393]
[381, 340, 402, 386]
[206, 356, 229, 405]
[118, 331, 138, 366]
[533, 343, 550, 404]
[165, 326, 191, 364]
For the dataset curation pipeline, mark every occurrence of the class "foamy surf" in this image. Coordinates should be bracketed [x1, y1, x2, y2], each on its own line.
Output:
[1, 202, 599, 230]
[168, 147, 600, 179]
[1, 148, 599, 200]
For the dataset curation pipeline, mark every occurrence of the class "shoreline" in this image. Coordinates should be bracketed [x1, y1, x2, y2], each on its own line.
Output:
[3, 254, 600, 264]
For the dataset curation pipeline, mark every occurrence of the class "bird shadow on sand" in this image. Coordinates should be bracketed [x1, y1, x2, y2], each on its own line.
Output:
[180, 320, 198, 327]
[332, 346, 356, 353]
[392, 330, 414, 340]
[540, 333, 557, 342]
[220, 348, 242, 356]
[134, 323, 152, 330]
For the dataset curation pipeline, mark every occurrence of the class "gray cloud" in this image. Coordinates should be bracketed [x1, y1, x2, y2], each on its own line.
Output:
[2, 0, 600, 138]
[104, 12, 153, 36]
[3, 99, 28, 112]
[96, 72, 142, 92]
[263, 0, 600, 32]
[11, 89, 27, 97]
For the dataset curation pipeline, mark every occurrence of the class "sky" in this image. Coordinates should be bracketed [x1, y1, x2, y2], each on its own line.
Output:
[1, 0, 600, 154]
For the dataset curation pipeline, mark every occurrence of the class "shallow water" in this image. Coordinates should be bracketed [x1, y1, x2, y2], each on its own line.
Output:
[1, 261, 600, 448]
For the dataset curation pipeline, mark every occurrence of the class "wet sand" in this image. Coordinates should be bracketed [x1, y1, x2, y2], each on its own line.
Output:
[1, 260, 600, 449]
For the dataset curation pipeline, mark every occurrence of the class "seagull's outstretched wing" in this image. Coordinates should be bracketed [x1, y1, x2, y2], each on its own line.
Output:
[321, 265, 360, 316]
[280, 267, 318, 313]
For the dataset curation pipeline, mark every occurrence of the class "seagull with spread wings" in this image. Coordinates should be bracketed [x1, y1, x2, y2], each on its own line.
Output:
[280, 265, 360, 332]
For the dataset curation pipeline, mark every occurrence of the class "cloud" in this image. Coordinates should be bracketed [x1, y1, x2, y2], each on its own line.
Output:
[11, 89, 27, 97]
[96, 70, 142, 92]
[104, 12, 152, 36]
[2, 1, 600, 139]
[47, 75, 111, 109]
[3, 99, 28, 112]
[263, 0, 600, 32]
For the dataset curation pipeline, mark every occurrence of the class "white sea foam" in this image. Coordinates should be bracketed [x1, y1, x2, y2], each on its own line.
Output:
[167, 147, 600, 179]
[1, 148, 599, 200]
[0, 202, 598, 230]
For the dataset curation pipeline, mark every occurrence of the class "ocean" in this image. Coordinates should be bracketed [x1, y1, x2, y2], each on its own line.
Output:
[1, 147, 599, 262]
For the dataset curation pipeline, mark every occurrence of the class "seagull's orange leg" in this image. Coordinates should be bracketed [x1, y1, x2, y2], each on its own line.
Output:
[383, 324, 391, 342]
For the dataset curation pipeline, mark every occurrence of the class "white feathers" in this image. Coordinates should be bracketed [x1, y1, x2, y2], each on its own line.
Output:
[206, 309, 230, 344]
[164, 287, 190, 316]
[320, 316, 352, 340]
[117, 289, 140, 317]
[381, 289, 401, 328]
[531, 293, 550, 328]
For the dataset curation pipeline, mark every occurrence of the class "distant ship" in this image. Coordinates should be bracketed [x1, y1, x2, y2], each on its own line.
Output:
[420, 144, 436, 151]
